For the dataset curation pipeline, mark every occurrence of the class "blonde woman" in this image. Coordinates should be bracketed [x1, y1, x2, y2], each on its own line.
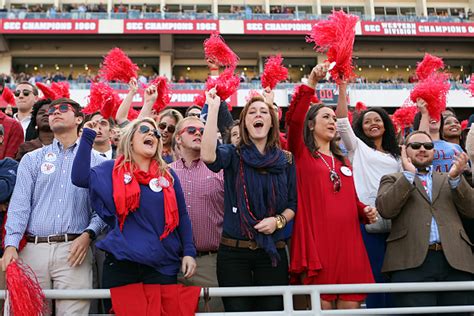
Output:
[157, 108, 184, 163]
[71, 117, 196, 288]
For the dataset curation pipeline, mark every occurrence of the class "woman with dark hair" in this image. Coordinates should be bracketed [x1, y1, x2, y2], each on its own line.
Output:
[288, 64, 376, 310]
[335, 82, 401, 308]
[201, 91, 296, 312]
[16, 99, 54, 161]
[223, 120, 240, 145]
[442, 114, 464, 149]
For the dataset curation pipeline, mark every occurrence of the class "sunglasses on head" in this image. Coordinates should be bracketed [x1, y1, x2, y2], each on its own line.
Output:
[14, 89, 33, 97]
[158, 122, 176, 133]
[179, 126, 204, 136]
[407, 142, 434, 150]
[138, 125, 161, 139]
[47, 103, 74, 115]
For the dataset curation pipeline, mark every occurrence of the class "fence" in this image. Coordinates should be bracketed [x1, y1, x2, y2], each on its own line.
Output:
[1, 281, 473, 315]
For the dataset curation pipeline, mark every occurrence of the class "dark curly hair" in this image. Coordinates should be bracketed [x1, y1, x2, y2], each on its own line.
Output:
[352, 107, 400, 159]
[25, 98, 52, 141]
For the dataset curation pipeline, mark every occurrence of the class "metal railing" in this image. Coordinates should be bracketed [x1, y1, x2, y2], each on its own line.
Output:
[1, 282, 473, 315]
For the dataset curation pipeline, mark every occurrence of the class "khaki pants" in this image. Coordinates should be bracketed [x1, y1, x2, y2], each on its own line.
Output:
[19, 242, 93, 316]
[179, 253, 224, 312]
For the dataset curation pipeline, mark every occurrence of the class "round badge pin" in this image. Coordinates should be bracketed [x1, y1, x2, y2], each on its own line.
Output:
[40, 162, 56, 175]
[158, 176, 170, 188]
[340, 166, 352, 177]
[124, 173, 132, 184]
[149, 178, 162, 192]
[44, 152, 57, 162]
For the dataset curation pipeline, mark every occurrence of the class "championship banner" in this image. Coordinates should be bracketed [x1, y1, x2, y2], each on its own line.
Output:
[0, 19, 98, 34]
[244, 20, 314, 34]
[124, 20, 219, 34]
[361, 21, 474, 37]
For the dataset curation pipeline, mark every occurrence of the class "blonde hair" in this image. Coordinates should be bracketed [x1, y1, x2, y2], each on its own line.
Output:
[173, 116, 203, 139]
[117, 117, 172, 179]
[159, 108, 184, 125]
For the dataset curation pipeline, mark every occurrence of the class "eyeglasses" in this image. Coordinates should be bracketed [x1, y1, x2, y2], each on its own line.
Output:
[178, 126, 204, 136]
[138, 125, 161, 139]
[14, 89, 33, 97]
[407, 142, 434, 150]
[47, 103, 74, 115]
[158, 122, 176, 133]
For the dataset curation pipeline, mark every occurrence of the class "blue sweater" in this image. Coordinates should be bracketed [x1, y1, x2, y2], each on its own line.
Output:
[71, 129, 196, 276]
[0, 158, 18, 203]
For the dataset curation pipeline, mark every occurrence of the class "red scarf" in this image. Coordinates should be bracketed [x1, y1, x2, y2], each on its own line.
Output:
[112, 155, 179, 240]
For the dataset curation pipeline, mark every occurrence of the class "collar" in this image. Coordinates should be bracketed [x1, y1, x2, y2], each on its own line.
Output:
[53, 138, 80, 152]
[179, 157, 201, 169]
[13, 113, 32, 123]
[93, 148, 112, 158]
[416, 165, 433, 177]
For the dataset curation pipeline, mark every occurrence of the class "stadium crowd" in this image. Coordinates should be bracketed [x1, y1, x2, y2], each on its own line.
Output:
[0, 36, 473, 315]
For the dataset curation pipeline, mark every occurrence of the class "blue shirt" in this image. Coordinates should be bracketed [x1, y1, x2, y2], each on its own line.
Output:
[5, 138, 107, 249]
[403, 166, 461, 244]
[0, 158, 18, 202]
[72, 129, 196, 276]
[432, 140, 463, 172]
[205, 144, 297, 241]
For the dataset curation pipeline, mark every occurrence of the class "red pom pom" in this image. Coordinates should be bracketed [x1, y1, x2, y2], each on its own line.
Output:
[204, 32, 239, 68]
[261, 54, 288, 90]
[416, 53, 444, 81]
[306, 10, 359, 83]
[205, 68, 240, 105]
[193, 93, 206, 107]
[2, 87, 16, 106]
[127, 107, 140, 120]
[392, 105, 418, 130]
[51, 81, 70, 99]
[355, 101, 367, 112]
[6, 261, 48, 316]
[84, 82, 122, 119]
[149, 76, 171, 113]
[36, 82, 57, 100]
[410, 72, 450, 121]
[245, 89, 262, 102]
[468, 74, 474, 97]
[100, 48, 139, 83]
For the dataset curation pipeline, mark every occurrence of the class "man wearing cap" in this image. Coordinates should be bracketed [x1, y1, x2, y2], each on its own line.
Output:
[376, 130, 473, 310]
[2, 98, 106, 315]
[13, 82, 38, 138]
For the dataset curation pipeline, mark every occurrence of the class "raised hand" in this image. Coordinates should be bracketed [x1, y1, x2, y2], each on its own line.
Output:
[262, 87, 275, 105]
[205, 88, 221, 111]
[401, 145, 416, 173]
[144, 84, 158, 105]
[448, 152, 468, 179]
[129, 77, 138, 94]
[307, 62, 330, 88]
[416, 98, 428, 114]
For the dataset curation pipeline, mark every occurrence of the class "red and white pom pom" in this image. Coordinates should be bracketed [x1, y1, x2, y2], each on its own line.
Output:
[306, 10, 359, 83]
[2, 86, 16, 106]
[410, 72, 450, 121]
[149, 76, 171, 113]
[51, 81, 70, 99]
[245, 89, 262, 102]
[415, 53, 444, 81]
[193, 92, 206, 108]
[392, 104, 418, 131]
[205, 68, 240, 105]
[6, 260, 48, 316]
[261, 55, 288, 90]
[204, 32, 239, 69]
[355, 101, 367, 112]
[468, 74, 474, 97]
[100, 48, 139, 83]
[460, 119, 468, 130]
[83, 82, 123, 119]
[36, 82, 58, 100]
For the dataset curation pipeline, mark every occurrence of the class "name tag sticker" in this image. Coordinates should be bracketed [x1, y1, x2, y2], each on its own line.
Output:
[232, 207, 238, 213]
[44, 152, 57, 162]
[41, 162, 56, 175]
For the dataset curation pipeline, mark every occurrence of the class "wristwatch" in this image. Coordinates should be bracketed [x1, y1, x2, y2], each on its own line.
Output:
[275, 215, 284, 230]
[84, 229, 96, 241]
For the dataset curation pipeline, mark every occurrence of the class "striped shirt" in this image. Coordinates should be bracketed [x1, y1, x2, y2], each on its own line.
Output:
[5, 138, 107, 249]
[170, 158, 224, 251]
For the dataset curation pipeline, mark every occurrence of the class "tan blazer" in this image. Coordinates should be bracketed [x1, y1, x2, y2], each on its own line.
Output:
[376, 171, 474, 274]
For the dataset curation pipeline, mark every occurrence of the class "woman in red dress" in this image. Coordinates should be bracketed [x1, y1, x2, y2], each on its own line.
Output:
[287, 64, 377, 310]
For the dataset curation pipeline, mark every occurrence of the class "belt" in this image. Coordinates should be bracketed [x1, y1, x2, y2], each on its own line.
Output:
[428, 243, 443, 251]
[220, 237, 286, 250]
[26, 234, 81, 244]
[196, 250, 218, 257]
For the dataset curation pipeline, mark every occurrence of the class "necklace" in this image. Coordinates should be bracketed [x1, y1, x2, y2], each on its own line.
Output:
[317, 151, 342, 193]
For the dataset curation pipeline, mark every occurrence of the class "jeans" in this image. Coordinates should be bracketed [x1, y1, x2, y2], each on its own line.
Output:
[217, 245, 289, 312]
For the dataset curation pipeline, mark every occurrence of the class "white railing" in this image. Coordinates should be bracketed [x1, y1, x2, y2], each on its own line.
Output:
[1, 281, 473, 315]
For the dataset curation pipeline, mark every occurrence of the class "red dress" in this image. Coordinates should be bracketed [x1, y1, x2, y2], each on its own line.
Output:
[287, 85, 374, 302]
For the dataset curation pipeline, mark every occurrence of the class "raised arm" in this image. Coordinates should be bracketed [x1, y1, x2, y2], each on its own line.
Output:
[201, 91, 221, 164]
[335, 81, 349, 118]
[71, 127, 96, 188]
[415, 98, 434, 138]
[335, 82, 358, 153]
[115, 78, 138, 125]
[138, 84, 157, 120]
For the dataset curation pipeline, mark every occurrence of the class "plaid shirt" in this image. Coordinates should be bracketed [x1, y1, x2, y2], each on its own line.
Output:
[0, 111, 24, 160]
[170, 158, 224, 251]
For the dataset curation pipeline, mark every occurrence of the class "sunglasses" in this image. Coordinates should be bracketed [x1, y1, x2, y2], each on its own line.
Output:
[14, 89, 33, 97]
[329, 170, 342, 193]
[47, 103, 74, 115]
[178, 126, 204, 136]
[407, 142, 434, 150]
[158, 122, 176, 133]
[138, 125, 161, 139]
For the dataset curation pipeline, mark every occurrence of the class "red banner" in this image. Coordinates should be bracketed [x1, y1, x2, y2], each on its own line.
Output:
[244, 20, 314, 34]
[361, 21, 474, 37]
[117, 89, 237, 108]
[0, 19, 98, 34]
[124, 20, 218, 34]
